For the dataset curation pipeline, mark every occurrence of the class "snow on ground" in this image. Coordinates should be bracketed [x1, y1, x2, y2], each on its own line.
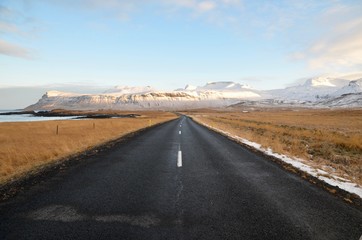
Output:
[196, 121, 362, 199]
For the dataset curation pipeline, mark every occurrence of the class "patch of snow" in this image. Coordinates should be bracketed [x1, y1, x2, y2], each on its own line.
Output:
[197, 121, 362, 198]
[45, 91, 81, 97]
[103, 86, 156, 95]
[197, 81, 252, 91]
[184, 84, 197, 91]
[304, 77, 336, 87]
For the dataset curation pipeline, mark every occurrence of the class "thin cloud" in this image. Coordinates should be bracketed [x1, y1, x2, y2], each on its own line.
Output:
[197, 1, 216, 12]
[46, 0, 244, 22]
[308, 32, 362, 70]
[3, 0, 362, 72]
[0, 39, 32, 59]
[292, 4, 362, 71]
[0, 22, 20, 34]
[0, 3, 35, 59]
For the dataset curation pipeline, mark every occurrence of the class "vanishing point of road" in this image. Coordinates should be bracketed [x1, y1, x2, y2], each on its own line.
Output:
[0, 116, 361, 239]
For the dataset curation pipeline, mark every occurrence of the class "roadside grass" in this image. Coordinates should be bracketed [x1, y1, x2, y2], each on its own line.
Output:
[0, 111, 177, 184]
[186, 109, 362, 185]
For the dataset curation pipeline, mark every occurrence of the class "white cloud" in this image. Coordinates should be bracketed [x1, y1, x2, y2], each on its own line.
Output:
[294, 4, 362, 71]
[308, 32, 362, 69]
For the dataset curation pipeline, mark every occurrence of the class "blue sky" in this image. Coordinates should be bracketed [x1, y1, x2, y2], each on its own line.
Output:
[1, 0, 362, 92]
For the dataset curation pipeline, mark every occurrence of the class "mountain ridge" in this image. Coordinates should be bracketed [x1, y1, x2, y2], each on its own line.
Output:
[25, 75, 362, 110]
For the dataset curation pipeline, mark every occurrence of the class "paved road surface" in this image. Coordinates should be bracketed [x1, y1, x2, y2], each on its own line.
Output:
[0, 116, 361, 239]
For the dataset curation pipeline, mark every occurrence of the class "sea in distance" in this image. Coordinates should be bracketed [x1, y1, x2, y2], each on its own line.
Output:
[0, 110, 79, 122]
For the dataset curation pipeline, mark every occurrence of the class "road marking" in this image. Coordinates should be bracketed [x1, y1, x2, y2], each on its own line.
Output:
[177, 150, 182, 167]
[179, 131, 181, 135]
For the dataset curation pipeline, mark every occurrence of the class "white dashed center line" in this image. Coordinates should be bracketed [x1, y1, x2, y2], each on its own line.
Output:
[177, 119, 183, 167]
[177, 150, 182, 167]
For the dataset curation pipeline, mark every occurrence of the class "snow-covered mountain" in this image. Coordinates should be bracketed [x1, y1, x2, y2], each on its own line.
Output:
[175, 82, 261, 99]
[331, 80, 362, 97]
[311, 92, 361, 108]
[26, 82, 262, 110]
[25, 76, 362, 110]
[268, 76, 352, 101]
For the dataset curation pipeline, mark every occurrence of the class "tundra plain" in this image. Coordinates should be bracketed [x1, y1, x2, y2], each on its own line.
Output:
[186, 109, 362, 186]
[0, 111, 176, 184]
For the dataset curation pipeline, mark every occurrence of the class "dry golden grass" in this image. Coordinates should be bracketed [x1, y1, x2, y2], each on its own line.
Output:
[0, 111, 176, 184]
[186, 109, 362, 185]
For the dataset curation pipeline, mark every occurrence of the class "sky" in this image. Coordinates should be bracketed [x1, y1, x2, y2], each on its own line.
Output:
[1, 0, 362, 96]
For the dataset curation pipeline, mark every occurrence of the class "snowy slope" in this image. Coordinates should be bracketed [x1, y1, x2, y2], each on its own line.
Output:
[331, 79, 362, 97]
[45, 91, 84, 97]
[316, 92, 362, 108]
[176, 82, 261, 99]
[268, 76, 357, 101]
[194, 81, 252, 91]
[103, 86, 156, 95]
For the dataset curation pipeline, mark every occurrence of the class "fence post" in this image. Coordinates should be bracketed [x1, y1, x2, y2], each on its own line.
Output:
[56, 125, 59, 135]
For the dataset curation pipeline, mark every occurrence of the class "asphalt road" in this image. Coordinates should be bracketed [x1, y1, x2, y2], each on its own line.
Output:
[0, 116, 361, 240]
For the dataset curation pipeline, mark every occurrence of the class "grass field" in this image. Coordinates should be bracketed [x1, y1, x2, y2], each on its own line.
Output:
[0, 111, 176, 184]
[186, 109, 362, 186]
